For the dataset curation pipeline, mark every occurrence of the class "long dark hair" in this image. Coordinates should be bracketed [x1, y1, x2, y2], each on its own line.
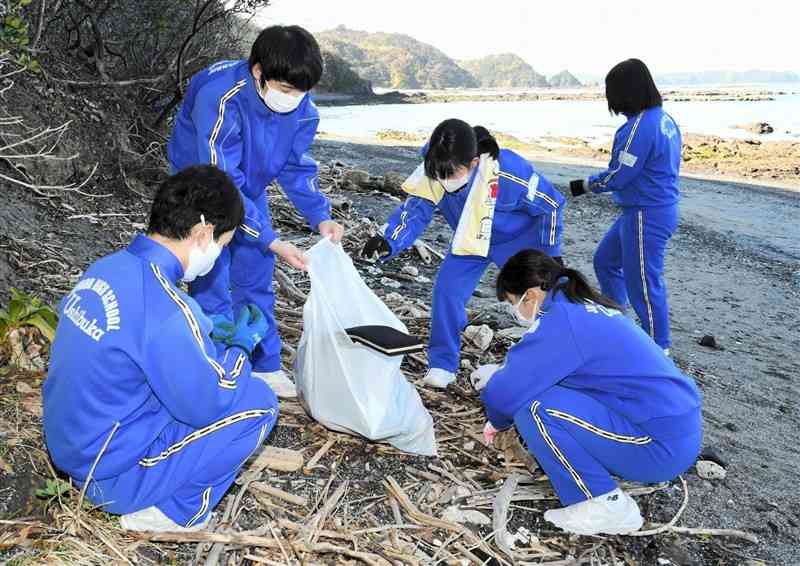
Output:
[605, 58, 662, 115]
[496, 250, 620, 310]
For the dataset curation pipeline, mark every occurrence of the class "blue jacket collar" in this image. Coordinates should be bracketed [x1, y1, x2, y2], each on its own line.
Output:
[127, 234, 184, 283]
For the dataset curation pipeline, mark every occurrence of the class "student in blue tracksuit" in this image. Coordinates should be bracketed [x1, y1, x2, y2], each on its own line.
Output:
[43, 167, 278, 533]
[361, 120, 565, 388]
[168, 25, 344, 395]
[480, 249, 702, 535]
[570, 59, 681, 354]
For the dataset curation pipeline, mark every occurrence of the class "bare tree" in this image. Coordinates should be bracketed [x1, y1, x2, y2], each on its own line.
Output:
[38, 0, 269, 99]
[0, 53, 96, 197]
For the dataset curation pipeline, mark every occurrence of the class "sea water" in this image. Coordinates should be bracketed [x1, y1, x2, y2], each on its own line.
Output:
[317, 86, 800, 145]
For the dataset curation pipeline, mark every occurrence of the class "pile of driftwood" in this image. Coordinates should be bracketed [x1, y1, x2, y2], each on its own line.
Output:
[132, 162, 756, 565]
[0, 160, 757, 565]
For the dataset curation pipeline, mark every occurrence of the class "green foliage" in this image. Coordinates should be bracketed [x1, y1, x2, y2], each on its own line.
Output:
[317, 50, 372, 94]
[460, 53, 550, 88]
[35, 478, 72, 501]
[1, 0, 42, 71]
[0, 288, 59, 344]
[549, 70, 583, 88]
[316, 26, 478, 89]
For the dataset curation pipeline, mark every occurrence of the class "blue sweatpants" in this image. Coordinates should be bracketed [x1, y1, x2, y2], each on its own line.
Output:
[86, 379, 278, 527]
[514, 385, 701, 506]
[190, 196, 281, 372]
[593, 205, 679, 349]
[429, 238, 561, 373]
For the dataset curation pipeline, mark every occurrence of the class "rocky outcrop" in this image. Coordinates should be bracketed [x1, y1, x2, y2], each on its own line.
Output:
[548, 70, 582, 88]
[316, 26, 478, 89]
[458, 53, 549, 88]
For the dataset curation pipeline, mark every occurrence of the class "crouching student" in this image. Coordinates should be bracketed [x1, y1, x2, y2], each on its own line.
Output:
[361, 119, 565, 388]
[43, 166, 279, 532]
[480, 250, 702, 535]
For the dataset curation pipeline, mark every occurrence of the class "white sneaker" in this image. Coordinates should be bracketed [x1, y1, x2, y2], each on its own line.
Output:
[423, 368, 456, 388]
[120, 506, 210, 532]
[543, 488, 643, 535]
[252, 369, 297, 398]
[663, 348, 671, 357]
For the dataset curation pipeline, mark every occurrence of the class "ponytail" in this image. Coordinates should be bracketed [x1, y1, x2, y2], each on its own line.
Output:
[553, 268, 619, 310]
[473, 125, 500, 159]
[496, 250, 620, 310]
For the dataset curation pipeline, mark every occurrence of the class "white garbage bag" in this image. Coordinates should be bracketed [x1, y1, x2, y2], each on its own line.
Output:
[294, 238, 437, 456]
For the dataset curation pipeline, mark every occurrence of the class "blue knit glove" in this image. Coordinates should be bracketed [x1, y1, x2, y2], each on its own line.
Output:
[229, 304, 268, 356]
[209, 314, 235, 345]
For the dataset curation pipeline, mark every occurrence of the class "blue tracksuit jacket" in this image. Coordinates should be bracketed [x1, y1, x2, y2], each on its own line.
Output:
[382, 147, 565, 373]
[587, 107, 681, 207]
[168, 59, 331, 247]
[481, 285, 702, 505]
[481, 287, 700, 431]
[42, 235, 271, 482]
[384, 148, 565, 259]
[588, 106, 682, 349]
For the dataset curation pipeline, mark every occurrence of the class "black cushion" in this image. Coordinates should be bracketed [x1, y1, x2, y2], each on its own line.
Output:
[345, 325, 424, 356]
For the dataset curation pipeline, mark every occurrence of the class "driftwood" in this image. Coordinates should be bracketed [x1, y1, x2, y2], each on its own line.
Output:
[304, 438, 336, 473]
[250, 482, 308, 507]
[493, 473, 521, 561]
[28, 158, 754, 566]
[273, 267, 307, 303]
[238, 447, 304, 485]
[137, 531, 389, 566]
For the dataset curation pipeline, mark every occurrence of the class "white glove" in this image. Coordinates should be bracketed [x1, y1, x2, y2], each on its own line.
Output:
[470, 363, 501, 391]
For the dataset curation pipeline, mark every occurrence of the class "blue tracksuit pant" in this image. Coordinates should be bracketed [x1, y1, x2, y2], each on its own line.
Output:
[429, 240, 559, 373]
[593, 205, 679, 349]
[514, 385, 702, 505]
[85, 379, 278, 526]
[190, 197, 281, 372]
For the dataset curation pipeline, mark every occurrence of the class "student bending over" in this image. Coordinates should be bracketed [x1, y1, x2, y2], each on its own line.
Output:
[480, 249, 702, 535]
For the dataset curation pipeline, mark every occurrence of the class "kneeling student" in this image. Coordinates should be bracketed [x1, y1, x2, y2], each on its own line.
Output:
[481, 250, 702, 535]
[43, 166, 278, 532]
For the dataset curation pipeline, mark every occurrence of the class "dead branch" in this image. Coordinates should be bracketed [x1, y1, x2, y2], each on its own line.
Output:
[250, 482, 308, 508]
[493, 473, 520, 561]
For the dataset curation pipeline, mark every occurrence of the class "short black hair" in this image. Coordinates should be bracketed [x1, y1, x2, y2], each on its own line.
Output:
[424, 118, 477, 179]
[147, 166, 244, 240]
[249, 25, 323, 91]
[605, 58, 662, 115]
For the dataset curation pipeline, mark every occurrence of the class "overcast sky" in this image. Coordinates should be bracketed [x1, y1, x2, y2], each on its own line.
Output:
[255, 1, 798, 77]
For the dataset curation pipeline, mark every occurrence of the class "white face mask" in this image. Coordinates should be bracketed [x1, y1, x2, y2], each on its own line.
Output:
[440, 173, 470, 193]
[262, 82, 304, 113]
[509, 294, 541, 327]
[182, 217, 223, 282]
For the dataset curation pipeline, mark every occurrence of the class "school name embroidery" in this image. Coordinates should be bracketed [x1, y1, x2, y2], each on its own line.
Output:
[584, 303, 620, 317]
[63, 277, 122, 341]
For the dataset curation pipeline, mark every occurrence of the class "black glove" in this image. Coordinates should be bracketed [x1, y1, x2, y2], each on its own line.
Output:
[361, 235, 391, 259]
[569, 179, 587, 197]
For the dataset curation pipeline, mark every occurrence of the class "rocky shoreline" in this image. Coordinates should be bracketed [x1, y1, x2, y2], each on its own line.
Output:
[315, 87, 797, 107]
[318, 130, 800, 189]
